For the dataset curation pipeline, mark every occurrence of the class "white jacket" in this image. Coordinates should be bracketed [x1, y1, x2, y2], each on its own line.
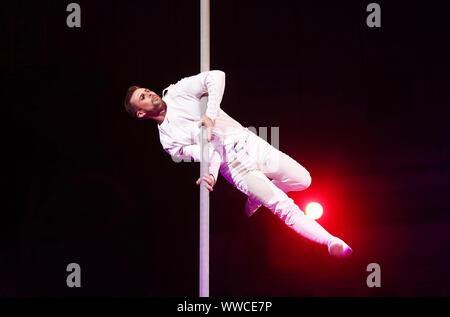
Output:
[158, 70, 245, 181]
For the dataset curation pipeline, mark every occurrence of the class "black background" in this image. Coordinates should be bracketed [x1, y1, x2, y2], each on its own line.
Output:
[2, 0, 450, 296]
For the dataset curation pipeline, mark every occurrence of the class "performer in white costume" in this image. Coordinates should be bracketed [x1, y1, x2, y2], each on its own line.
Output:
[124, 70, 352, 258]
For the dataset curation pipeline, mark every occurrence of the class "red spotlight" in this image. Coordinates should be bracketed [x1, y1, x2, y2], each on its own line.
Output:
[305, 202, 323, 220]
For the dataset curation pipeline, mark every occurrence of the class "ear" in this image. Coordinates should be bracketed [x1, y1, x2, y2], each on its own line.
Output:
[136, 110, 146, 118]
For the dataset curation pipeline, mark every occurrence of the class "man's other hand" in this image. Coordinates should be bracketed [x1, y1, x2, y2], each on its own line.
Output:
[196, 173, 215, 191]
[198, 115, 214, 142]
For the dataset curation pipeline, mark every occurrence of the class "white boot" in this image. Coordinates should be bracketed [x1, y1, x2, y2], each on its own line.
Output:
[244, 197, 262, 217]
[328, 237, 353, 258]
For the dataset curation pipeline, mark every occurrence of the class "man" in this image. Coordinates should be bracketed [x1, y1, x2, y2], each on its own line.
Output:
[124, 70, 352, 258]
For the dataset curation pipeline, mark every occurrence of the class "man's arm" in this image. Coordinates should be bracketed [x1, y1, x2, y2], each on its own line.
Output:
[172, 70, 226, 121]
[203, 70, 226, 122]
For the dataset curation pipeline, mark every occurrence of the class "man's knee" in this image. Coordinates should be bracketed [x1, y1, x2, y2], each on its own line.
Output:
[291, 170, 311, 191]
[304, 171, 312, 188]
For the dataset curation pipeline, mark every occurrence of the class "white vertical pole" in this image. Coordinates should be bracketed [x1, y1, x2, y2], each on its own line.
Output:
[199, 0, 210, 298]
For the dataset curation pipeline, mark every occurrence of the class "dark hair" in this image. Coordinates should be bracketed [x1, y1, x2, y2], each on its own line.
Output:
[124, 85, 140, 118]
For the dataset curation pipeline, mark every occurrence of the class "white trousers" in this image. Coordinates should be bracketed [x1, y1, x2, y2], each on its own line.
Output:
[219, 129, 336, 247]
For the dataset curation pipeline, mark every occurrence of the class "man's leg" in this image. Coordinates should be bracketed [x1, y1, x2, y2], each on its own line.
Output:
[245, 133, 312, 216]
[227, 167, 351, 257]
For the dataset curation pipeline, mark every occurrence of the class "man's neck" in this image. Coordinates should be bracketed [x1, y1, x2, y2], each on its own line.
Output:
[156, 101, 167, 125]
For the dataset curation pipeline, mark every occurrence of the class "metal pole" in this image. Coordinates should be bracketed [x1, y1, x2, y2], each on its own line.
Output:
[199, 0, 210, 298]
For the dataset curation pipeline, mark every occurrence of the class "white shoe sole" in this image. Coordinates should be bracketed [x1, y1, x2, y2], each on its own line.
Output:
[328, 240, 353, 258]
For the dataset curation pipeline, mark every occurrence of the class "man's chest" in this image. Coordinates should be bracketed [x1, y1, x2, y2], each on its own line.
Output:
[163, 116, 201, 145]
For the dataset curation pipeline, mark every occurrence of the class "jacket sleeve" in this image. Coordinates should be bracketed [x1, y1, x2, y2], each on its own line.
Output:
[166, 143, 222, 182]
[172, 70, 226, 121]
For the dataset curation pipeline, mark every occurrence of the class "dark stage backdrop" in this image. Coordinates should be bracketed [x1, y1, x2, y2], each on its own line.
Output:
[2, 0, 450, 296]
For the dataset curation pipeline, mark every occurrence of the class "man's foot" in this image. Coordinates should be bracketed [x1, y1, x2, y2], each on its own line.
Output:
[328, 237, 353, 258]
[245, 197, 262, 217]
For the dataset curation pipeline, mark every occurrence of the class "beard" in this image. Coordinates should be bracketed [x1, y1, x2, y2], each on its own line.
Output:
[150, 98, 165, 116]
[152, 96, 162, 108]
